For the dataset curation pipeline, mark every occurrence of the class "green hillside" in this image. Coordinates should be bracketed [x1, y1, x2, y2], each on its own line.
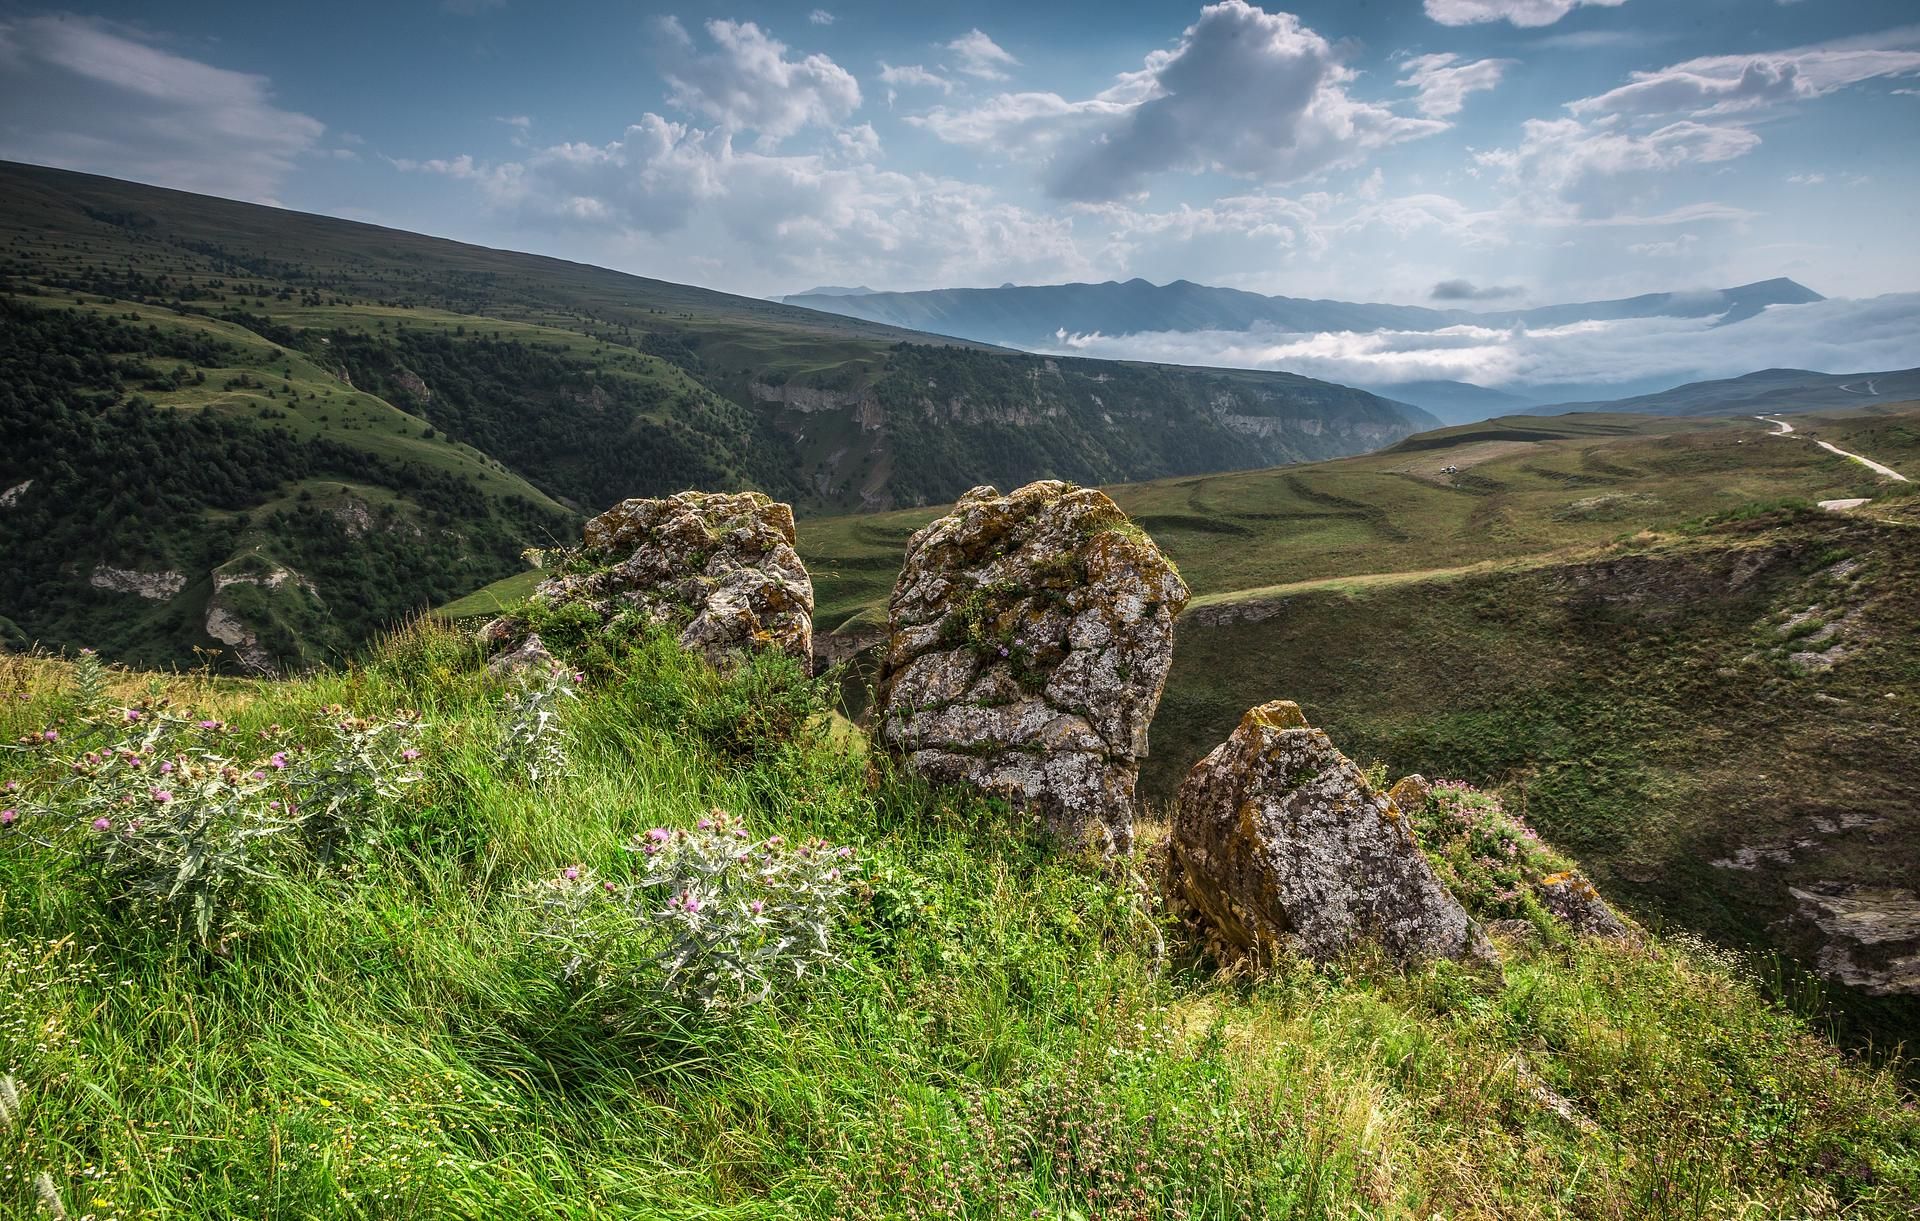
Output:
[0, 626, 1913, 1219]
[0, 161, 1432, 673]
[777, 403, 1920, 1043]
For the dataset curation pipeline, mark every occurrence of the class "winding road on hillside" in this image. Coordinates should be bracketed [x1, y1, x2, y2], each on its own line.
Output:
[1757, 416, 1910, 482]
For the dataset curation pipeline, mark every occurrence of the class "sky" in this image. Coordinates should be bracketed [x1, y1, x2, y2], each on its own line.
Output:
[0, 0, 1916, 317]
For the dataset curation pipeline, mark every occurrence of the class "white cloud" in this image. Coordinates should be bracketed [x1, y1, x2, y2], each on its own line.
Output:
[1627, 234, 1698, 256]
[809, 9, 835, 25]
[0, 15, 324, 203]
[657, 16, 860, 145]
[1424, 0, 1627, 28]
[947, 29, 1019, 80]
[495, 114, 532, 129]
[1396, 52, 1515, 118]
[1043, 294, 1920, 393]
[1570, 42, 1920, 116]
[1787, 171, 1825, 184]
[880, 62, 953, 94]
[920, 3, 1445, 202]
[1476, 116, 1761, 221]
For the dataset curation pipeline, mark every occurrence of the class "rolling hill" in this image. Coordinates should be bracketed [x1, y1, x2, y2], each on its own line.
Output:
[1537, 366, 1920, 417]
[0, 160, 1432, 672]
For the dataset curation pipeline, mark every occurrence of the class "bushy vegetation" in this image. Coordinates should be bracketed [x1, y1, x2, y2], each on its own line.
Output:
[0, 630, 1913, 1218]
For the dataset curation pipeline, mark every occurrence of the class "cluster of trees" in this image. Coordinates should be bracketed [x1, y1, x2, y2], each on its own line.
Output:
[0, 298, 572, 669]
[315, 328, 799, 510]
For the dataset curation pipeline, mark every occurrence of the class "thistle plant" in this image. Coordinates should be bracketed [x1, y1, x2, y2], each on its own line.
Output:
[498, 664, 578, 787]
[6, 703, 424, 943]
[66, 649, 106, 714]
[529, 809, 859, 1010]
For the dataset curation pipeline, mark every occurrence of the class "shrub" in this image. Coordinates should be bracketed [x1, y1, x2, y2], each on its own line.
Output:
[528, 809, 859, 1010]
[1409, 780, 1570, 922]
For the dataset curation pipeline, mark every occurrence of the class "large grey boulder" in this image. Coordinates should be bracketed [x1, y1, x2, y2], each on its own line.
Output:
[875, 481, 1189, 853]
[521, 491, 813, 668]
[1169, 700, 1489, 966]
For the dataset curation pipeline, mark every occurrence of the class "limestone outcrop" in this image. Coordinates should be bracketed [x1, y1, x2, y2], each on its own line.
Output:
[1169, 701, 1487, 966]
[522, 491, 813, 668]
[875, 481, 1188, 853]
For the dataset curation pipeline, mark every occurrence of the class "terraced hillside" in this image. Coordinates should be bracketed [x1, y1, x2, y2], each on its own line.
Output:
[0, 160, 1430, 670]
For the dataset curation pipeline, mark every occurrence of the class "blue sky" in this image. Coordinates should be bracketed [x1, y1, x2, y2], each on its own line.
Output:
[1, 0, 1916, 308]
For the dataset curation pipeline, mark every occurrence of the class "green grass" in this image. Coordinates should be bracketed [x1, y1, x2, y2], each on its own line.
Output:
[0, 631, 1914, 1219]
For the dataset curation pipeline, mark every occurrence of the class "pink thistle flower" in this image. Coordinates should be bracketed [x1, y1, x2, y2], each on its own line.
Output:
[0, 810, 15, 826]
[602, 881, 616, 893]
[159, 761, 174, 775]
[697, 818, 712, 830]
[683, 894, 701, 913]
[642, 842, 660, 855]
[270, 752, 287, 770]
[647, 828, 670, 842]
[92, 817, 111, 832]
[41, 730, 57, 742]
[749, 899, 765, 914]
[123, 709, 141, 723]
[836, 846, 853, 858]
[563, 867, 579, 880]
[400, 748, 420, 762]
[198, 720, 219, 730]
[252, 771, 265, 781]
[150, 789, 173, 804]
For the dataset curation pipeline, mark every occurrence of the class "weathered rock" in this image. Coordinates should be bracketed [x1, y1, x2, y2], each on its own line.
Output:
[487, 632, 555, 680]
[531, 491, 813, 668]
[1386, 773, 1432, 815]
[89, 565, 186, 601]
[875, 481, 1188, 853]
[1537, 871, 1633, 941]
[1789, 884, 1920, 995]
[1169, 700, 1488, 967]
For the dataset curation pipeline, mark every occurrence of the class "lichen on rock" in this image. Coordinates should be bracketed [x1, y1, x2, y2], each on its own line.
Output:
[1169, 700, 1490, 967]
[874, 480, 1189, 853]
[1537, 871, 1634, 942]
[516, 490, 814, 669]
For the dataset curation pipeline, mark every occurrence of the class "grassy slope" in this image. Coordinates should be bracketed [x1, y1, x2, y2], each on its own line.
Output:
[0, 635, 1914, 1219]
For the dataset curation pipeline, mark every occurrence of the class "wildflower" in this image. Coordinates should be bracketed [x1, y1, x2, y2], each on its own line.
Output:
[563, 867, 579, 881]
[642, 842, 660, 855]
[3, 780, 14, 792]
[836, 846, 853, 858]
[647, 828, 670, 842]
[683, 893, 702, 913]
[151, 789, 173, 804]
[41, 729, 57, 742]
[401, 748, 421, 762]
[0, 810, 15, 826]
[602, 881, 616, 893]
[159, 761, 174, 774]
[198, 720, 219, 730]
[92, 817, 112, 832]
[749, 899, 765, 914]
[998, 645, 1009, 656]
[697, 818, 712, 830]
[123, 709, 142, 722]
[270, 752, 288, 770]
[571, 672, 586, 685]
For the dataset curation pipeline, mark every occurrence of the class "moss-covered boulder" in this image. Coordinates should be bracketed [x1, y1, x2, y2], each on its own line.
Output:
[1169, 700, 1491, 967]
[875, 481, 1189, 853]
[518, 491, 813, 669]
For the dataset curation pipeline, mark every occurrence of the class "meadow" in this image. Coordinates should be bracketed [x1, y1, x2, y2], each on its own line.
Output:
[2, 628, 1915, 1219]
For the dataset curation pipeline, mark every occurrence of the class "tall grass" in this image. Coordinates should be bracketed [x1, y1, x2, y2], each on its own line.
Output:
[0, 624, 1914, 1218]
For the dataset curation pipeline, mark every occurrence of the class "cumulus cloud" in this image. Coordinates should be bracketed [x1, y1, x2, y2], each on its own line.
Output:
[809, 9, 834, 25]
[919, 2, 1445, 202]
[0, 14, 323, 203]
[1424, 0, 1627, 28]
[947, 29, 1019, 80]
[1042, 294, 1920, 393]
[657, 16, 859, 144]
[1396, 53, 1515, 118]
[1476, 116, 1761, 221]
[1431, 278, 1524, 301]
[880, 62, 953, 94]
[1570, 42, 1920, 116]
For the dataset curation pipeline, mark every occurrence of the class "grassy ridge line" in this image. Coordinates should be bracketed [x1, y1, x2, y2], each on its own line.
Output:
[0, 632, 1914, 1217]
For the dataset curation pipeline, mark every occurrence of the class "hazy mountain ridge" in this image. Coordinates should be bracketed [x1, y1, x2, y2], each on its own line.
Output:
[783, 275, 1826, 350]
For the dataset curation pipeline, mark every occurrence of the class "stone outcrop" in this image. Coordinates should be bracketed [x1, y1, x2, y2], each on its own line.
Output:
[1169, 700, 1487, 967]
[487, 632, 555, 680]
[1789, 885, 1920, 996]
[89, 565, 186, 601]
[526, 491, 813, 668]
[1537, 871, 1633, 941]
[1386, 773, 1433, 816]
[204, 555, 322, 675]
[875, 481, 1188, 853]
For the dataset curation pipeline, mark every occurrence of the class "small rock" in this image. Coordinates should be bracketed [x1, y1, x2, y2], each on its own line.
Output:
[1387, 773, 1432, 815]
[1168, 700, 1490, 967]
[487, 632, 554, 680]
[1537, 871, 1633, 941]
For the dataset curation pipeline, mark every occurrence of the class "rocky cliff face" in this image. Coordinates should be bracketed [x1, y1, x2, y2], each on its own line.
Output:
[875, 481, 1188, 853]
[1169, 700, 1488, 967]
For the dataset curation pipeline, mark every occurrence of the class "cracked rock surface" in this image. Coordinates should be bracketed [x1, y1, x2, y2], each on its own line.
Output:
[526, 491, 813, 668]
[1169, 700, 1487, 966]
[875, 481, 1189, 852]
